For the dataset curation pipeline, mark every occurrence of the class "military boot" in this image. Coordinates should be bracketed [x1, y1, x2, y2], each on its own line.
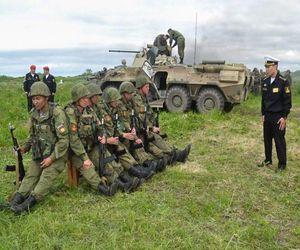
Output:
[10, 195, 37, 215]
[128, 165, 155, 180]
[115, 176, 140, 193]
[143, 160, 158, 172]
[119, 172, 144, 190]
[0, 192, 24, 211]
[167, 149, 177, 165]
[179, 58, 183, 64]
[98, 182, 118, 196]
[176, 144, 191, 162]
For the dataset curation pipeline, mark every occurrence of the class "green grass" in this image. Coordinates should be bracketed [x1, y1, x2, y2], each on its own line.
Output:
[0, 77, 300, 249]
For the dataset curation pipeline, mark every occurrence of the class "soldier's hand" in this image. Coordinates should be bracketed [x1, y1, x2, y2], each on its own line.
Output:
[83, 159, 93, 170]
[135, 138, 143, 144]
[152, 126, 160, 133]
[19, 146, 26, 155]
[107, 137, 119, 145]
[277, 118, 286, 130]
[41, 157, 53, 169]
[123, 132, 135, 141]
[98, 136, 106, 144]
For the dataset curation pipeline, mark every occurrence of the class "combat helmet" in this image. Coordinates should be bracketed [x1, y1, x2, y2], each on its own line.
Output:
[119, 81, 135, 94]
[135, 75, 151, 89]
[29, 81, 51, 97]
[71, 84, 90, 102]
[87, 83, 102, 97]
[104, 87, 121, 103]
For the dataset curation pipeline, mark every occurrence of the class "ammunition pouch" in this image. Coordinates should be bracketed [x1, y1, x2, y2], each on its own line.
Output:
[32, 137, 43, 160]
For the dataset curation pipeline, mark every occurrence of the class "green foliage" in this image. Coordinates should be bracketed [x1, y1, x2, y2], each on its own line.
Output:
[0, 77, 300, 249]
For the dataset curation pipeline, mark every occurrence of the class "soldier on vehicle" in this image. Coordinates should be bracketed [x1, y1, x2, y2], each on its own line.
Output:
[64, 84, 119, 196]
[23, 65, 40, 112]
[257, 56, 292, 172]
[132, 75, 191, 163]
[5, 82, 69, 214]
[86, 83, 142, 193]
[167, 28, 185, 64]
[153, 34, 170, 56]
[42, 66, 56, 103]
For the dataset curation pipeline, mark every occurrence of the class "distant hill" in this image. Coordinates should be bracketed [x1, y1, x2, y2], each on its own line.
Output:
[291, 70, 300, 83]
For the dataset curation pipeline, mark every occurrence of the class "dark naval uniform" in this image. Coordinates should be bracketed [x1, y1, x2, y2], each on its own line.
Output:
[43, 74, 56, 103]
[23, 72, 40, 111]
[261, 72, 292, 169]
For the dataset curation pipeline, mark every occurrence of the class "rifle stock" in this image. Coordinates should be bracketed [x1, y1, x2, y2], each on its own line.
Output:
[9, 123, 25, 188]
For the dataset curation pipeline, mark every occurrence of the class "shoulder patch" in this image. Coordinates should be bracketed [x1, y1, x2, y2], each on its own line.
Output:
[285, 86, 291, 93]
[104, 114, 112, 122]
[57, 124, 67, 134]
[69, 123, 77, 132]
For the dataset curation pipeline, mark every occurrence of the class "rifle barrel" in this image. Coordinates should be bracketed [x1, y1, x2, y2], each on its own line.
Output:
[109, 50, 140, 53]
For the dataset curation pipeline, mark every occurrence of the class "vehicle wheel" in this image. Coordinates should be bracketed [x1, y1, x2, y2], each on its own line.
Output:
[166, 86, 192, 112]
[224, 102, 234, 113]
[196, 88, 225, 112]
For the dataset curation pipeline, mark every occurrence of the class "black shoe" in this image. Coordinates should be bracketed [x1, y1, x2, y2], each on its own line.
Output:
[176, 144, 191, 163]
[116, 176, 140, 193]
[276, 164, 286, 173]
[155, 157, 167, 172]
[143, 160, 158, 172]
[257, 160, 272, 168]
[10, 195, 37, 215]
[128, 165, 155, 180]
[98, 182, 118, 196]
[167, 150, 177, 165]
[10, 192, 25, 206]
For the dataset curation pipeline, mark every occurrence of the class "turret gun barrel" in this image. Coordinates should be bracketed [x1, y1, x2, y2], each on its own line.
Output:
[109, 49, 141, 53]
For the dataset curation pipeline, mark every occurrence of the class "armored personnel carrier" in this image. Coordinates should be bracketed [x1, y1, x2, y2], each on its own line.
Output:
[89, 46, 253, 112]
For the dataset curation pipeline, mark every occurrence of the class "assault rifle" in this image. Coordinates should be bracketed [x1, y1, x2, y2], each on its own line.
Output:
[98, 118, 106, 178]
[99, 117, 116, 178]
[153, 109, 167, 139]
[4, 123, 25, 189]
[129, 109, 143, 155]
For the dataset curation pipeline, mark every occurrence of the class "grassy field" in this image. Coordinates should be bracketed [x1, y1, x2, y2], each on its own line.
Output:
[0, 76, 300, 249]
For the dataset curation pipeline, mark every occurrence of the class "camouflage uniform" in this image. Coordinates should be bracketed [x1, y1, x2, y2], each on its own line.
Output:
[168, 29, 185, 63]
[119, 82, 166, 159]
[10, 82, 69, 214]
[133, 76, 191, 163]
[87, 83, 142, 192]
[153, 34, 170, 56]
[64, 84, 119, 196]
[103, 87, 155, 179]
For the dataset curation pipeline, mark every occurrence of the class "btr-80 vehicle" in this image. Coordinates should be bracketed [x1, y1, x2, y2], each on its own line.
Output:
[88, 45, 253, 112]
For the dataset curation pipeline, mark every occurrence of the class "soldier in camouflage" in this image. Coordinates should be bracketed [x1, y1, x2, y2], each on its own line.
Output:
[87, 83, 142, 193]
[132, 75, 191, 163]
[119, 81, 167, 172]
[7, 82, 69, 214]
[64, 84, 119, 196]
[103, 87, 156, 180]
[153, 34, 170, 56]
[167, 28, 185, 64]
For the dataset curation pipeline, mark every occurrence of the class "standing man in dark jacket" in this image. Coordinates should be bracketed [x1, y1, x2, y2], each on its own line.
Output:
[23, 65, 40, 111]
[258, 56, 292, 172]
[42, 66, 56, 103]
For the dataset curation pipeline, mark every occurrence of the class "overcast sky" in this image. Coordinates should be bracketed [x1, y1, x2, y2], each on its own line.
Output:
[0, 0, 299, 76]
